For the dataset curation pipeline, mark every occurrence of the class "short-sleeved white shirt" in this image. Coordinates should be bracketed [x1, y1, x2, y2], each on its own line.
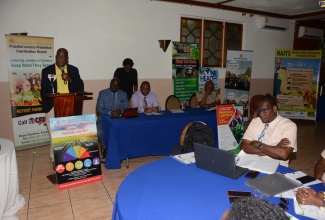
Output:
[243, 114, 297, 167]
[196, 89, 219, 107]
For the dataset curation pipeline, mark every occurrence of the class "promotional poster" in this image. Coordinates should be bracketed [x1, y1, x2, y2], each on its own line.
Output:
[50, 114, 102, 190]
[5, 35, 53, 149]
[217, 104, 244, 153]
[198, 67, 220, 90]
[172, 42, 199, 108]
[224, 50, 253, 121]
[274, 49, 322, 120]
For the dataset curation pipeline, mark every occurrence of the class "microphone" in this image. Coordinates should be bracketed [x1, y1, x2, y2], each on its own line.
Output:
[60, 67, 67, 84]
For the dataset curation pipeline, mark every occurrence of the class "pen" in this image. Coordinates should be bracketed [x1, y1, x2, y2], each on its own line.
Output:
[178, 155, 185, 162]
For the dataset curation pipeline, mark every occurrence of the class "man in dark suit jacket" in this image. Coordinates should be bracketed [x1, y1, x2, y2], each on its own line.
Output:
[41, 48, 84, 113]
[96, 78, 128, 155]
[41, 48, 84, 161]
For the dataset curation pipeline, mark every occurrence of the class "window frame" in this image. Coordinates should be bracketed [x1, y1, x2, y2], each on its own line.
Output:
[180, 17, 243, 68]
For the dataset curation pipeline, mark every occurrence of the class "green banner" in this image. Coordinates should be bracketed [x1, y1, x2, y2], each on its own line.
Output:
[172, 42, 199, 107]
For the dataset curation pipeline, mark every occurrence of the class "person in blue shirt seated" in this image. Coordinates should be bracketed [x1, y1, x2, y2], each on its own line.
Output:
[96, 78, 128, 156]
[131, 81, 160, 113]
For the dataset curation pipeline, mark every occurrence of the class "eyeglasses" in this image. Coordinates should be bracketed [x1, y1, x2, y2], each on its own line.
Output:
[256, 106, 272, 114]
[278, 197, 289, 210]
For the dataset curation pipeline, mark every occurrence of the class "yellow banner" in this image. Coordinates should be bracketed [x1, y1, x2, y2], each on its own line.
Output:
[275, 48, 322, 59]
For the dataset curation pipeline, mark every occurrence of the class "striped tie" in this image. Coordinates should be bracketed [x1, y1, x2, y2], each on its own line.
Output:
[258, 124, 269, 142]
[143, 96, 147, 109]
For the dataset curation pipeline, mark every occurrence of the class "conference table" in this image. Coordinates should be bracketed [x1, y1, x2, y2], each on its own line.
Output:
[112, 157, 324, 220]
[102, 108, 218, 169]
[0, 138, 25, 220]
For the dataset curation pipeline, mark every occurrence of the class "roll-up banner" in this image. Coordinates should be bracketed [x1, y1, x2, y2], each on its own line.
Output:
[274, 49, 322, 120]
[5, 35, 53, 149]
[172, 42, 199, 108]
[224, 50, 253, 121]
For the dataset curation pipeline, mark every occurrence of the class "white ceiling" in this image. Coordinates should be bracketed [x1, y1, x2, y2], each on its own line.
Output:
[156, 0, 325, 20]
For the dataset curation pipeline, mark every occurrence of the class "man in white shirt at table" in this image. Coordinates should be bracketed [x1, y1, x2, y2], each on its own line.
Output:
[196, 80, 221, 108]
[131, 81, 160, 113]
[240, 94, 297, 167]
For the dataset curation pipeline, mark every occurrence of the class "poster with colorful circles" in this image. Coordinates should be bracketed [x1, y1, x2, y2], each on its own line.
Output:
[50, 114, 102, 190]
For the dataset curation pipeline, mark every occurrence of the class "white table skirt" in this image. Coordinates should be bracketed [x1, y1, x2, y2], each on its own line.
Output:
[0, 138, 25, 220]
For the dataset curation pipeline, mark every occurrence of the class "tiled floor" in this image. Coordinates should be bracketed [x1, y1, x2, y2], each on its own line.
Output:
[14, 119, 325, 220]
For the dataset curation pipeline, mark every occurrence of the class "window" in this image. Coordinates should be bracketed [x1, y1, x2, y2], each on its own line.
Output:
[181, 17, 243, 67]
[181, 18, 201, 44]
[224, 22, 243, 65]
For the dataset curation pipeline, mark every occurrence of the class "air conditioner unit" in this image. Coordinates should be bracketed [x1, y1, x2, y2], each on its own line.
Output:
[257, 16, 288, 31]
[298, 26, 324, 39]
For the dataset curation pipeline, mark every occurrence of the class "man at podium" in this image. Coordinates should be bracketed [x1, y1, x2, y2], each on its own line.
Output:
[41, 48, 84, 161]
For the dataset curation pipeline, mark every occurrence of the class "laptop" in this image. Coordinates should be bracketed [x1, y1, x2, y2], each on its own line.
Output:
[193, 143, 248, 179]
[245, 173, 302, 197]
[123, 108, 138, 118]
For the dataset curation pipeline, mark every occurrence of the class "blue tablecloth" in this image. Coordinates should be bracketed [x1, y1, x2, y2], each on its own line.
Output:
[103, 108, 218, 169]
[112, 157, 324, 220]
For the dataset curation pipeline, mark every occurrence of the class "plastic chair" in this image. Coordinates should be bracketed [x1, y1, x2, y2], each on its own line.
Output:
[165, 95, 181, 110]
[189, 93, 198, 108]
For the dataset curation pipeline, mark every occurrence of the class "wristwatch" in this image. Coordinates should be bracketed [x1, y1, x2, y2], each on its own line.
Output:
[257, 143, 263, 149]
[319, 191, 325, 212]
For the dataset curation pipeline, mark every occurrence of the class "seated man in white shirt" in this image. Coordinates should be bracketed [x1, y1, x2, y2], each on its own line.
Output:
[240, 94, 297, 167]
[131, 81, 160, 113]
[196, 80, 221, 108]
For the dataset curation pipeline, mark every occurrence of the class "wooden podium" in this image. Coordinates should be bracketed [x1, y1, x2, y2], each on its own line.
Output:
[45, 92, 92, 117]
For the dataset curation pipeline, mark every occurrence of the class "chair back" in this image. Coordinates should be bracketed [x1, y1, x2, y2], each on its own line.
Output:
[179, 121, 206, 146]
[165, 95, 181, 110]
[189, 94, 198, 108]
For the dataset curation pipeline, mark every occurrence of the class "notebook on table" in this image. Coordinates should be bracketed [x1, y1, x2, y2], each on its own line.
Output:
[193, 143, 248, 179]
[245, 173, 302, 197]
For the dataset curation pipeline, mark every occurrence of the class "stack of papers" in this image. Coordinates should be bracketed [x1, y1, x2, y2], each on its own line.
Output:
[145, 112, 162, 115]
[294, 199, 325, 219]
[236, 150, 279, 174]
[172, 152, 195, 164]
[273, 184, 325, 219]
[169, 109, 184, 113]
[206, 107, 216, 111]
